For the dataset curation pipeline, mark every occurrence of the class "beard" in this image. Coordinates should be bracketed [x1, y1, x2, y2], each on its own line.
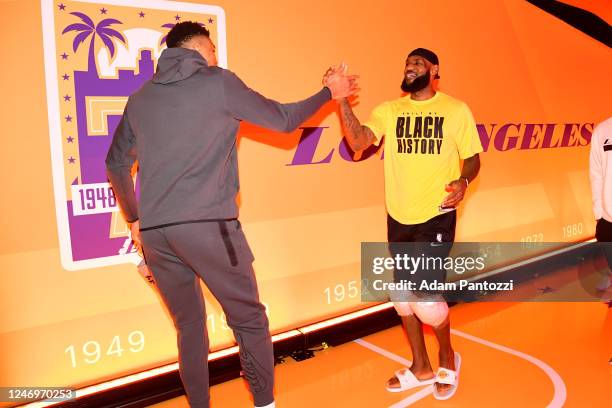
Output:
[401, 71, 431, 93]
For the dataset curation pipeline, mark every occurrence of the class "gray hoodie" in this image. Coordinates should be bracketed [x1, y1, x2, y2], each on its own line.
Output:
[106, 47, 331, 230]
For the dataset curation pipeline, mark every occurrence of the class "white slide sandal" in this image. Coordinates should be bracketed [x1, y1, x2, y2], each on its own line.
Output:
[385, 368, 436, 392]
[433, 352, 462, 400]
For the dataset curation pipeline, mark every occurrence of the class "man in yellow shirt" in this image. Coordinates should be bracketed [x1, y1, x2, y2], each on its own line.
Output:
[338, 48, 482, 400]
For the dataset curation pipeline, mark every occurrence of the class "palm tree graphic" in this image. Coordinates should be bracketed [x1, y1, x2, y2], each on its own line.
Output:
[62, 12, 126, 72]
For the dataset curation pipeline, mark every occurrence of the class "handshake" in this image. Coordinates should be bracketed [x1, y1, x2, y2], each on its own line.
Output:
[322, 62, 360, 100]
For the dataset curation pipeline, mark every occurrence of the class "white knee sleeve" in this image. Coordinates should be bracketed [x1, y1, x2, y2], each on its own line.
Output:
[411, 301, 448, 327]
[393, 302, 415, 316]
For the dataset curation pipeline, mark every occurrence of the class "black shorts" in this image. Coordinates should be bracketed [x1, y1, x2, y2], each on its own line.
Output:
[387, 211, 456, 243]
[387, 211, 456, 298]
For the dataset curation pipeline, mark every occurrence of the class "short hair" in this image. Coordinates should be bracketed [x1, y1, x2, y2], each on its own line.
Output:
[166, 21, 210, 48]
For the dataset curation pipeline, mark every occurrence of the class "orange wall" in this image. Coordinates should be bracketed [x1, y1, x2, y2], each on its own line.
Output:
[0, 0, 610, 397]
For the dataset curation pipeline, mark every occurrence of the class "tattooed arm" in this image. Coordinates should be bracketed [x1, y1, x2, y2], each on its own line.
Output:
[338, 98, 377, 152]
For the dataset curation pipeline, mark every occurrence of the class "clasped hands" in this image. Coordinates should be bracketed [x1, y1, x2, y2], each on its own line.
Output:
[323, 62, 359, 100]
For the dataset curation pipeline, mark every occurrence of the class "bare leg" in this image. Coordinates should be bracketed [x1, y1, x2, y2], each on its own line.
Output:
[386, 314, 435, 389]
[431, 315, 455, 396]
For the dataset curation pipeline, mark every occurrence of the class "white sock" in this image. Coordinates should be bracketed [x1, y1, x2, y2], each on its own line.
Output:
[255, 402, 275, 408]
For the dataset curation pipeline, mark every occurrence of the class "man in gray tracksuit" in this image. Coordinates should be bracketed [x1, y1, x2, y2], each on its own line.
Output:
[106, 22, 356, 408]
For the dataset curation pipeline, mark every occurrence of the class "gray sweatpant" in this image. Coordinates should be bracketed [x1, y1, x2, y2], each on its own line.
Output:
[141, 220, 274, 407]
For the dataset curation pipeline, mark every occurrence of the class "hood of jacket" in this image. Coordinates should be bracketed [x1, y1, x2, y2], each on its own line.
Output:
[152, 47, 208, 84]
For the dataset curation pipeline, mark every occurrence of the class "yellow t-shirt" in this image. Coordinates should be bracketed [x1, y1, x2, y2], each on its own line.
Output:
[364, 91, 483, 225]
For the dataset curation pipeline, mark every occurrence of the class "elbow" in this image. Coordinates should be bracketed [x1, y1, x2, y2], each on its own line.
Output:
[267, 118, 297, 133]
[272, 107, 299, 133]
[105, 166, 118, 182]
[281, 114, 301, 133]
[351, 141, 366, 153]
[105, 158, 118, 173]
[105, 162, 129, 179]
[283, 122, 298, 133]
[345, 138, 366, 153]
[105, 152, 117, 171]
